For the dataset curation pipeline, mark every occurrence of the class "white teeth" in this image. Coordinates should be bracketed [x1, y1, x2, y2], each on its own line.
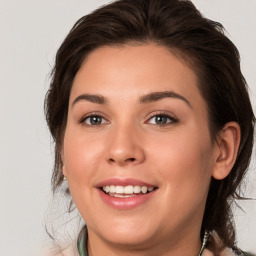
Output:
[115, 186, 124, 194]
[109, 185, 116, 193]
[133, 185, 141, 193]
[112, 194, 136, 198]
[141, 186, 147, 194]
[124, 185, 133, 194]
[102, 185, 155, 195]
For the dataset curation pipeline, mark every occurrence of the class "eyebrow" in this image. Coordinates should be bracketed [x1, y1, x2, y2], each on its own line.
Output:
[72, 94, 106, 107]
[139, 91, 192, 108]
[72, 90, 191, 108]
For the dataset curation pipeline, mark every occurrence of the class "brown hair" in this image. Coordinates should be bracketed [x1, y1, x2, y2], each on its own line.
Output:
[45, 0, 255, 253]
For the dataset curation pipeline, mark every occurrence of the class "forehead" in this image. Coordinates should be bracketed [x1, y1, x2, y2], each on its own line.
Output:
[71, 43, 205, 109]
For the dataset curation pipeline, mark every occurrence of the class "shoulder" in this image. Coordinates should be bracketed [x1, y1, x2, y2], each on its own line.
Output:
[204, 231, 253, 256]
[221, 247, 251, 256]
[203, 248, 252, 256]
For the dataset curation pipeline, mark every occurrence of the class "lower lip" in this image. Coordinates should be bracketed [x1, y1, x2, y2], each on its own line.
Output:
[98, 189, 157, 210]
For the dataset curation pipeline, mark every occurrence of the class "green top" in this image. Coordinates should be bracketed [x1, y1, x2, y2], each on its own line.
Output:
[77, 226, 249, 256]
[77, 226, 88, 256]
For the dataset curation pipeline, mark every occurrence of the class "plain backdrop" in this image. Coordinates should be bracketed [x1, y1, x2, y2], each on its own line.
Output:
[0, 0, 255, 255]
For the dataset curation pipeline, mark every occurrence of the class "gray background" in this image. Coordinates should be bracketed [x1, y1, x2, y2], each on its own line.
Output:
[0, 0, 255, 255]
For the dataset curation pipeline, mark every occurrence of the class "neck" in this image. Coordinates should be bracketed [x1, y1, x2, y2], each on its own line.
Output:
[85, 228, 203, 256]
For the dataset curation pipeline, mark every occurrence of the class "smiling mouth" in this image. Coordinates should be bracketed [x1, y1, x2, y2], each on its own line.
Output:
[100, 185, 158, 198]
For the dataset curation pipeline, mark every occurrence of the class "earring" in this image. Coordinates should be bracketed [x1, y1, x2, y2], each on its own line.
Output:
[63, 176, 67, 181]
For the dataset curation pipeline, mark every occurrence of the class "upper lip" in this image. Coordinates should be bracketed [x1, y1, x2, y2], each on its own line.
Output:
[95, 178, 157, 188]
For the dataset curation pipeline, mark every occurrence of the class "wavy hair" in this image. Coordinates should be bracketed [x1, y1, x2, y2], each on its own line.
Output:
[45, 0, 255, 254]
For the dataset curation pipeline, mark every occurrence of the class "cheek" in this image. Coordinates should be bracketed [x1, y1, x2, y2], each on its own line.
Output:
[62, 128, 106, 218]
[150, 133, 214, 228]
[149, 127, 214, 196]
[63, 127, 105, 183]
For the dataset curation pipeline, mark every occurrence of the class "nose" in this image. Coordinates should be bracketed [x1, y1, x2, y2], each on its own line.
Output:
[106, 124, 145, 166]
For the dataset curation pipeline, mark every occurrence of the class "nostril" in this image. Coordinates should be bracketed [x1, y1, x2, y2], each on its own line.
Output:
[108, 157, 137, 164]
[127, 158, 136, 162]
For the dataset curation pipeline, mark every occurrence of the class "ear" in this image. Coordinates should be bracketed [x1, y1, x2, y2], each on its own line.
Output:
[60, 146, 67, 178]
[62, 164, 67, 178]
[212, 122, 241, 180]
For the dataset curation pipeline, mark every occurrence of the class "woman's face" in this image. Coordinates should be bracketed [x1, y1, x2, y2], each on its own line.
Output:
[63, 44, 219, 250]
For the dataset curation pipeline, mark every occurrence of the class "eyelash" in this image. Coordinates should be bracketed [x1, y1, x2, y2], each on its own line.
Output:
[80, 112, 109, 127]
[79, 112, 179, 127]
[146, 112, 179, 126]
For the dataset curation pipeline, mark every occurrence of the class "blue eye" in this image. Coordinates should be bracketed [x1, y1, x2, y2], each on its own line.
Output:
[83, 115, 108, 126]
[148, 114, 178, 125]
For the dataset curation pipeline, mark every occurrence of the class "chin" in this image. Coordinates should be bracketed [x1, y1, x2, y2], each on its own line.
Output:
[103, 229, 155, 249]
[93, 217, 158, 248]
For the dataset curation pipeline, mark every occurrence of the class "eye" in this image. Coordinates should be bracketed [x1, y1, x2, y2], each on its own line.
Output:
[81, 115, 108, 126]
[147, 114, 178, 125]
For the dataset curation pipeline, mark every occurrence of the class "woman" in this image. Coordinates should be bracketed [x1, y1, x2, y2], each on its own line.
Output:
[45, 0, 255, 255]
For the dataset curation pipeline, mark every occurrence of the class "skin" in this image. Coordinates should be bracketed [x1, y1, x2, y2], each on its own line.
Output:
[62, 44, 240, 256]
